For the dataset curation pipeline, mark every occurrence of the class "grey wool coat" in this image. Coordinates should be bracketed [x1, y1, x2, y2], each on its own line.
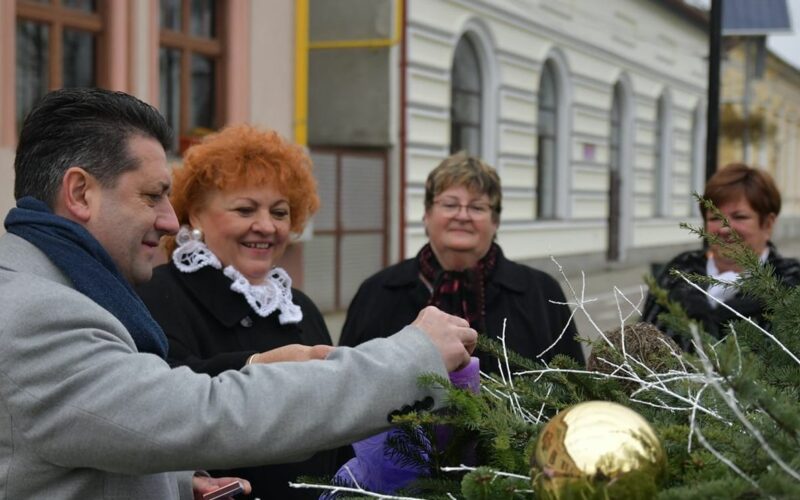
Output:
[0, 233, 447, 499]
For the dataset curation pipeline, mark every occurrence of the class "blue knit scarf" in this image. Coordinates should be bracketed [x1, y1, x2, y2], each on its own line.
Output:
[4, 197, 168, 358]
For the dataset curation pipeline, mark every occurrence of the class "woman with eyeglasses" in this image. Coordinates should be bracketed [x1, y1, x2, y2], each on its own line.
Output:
[641, 163, 800, 346]
[339, 152, 584, 370]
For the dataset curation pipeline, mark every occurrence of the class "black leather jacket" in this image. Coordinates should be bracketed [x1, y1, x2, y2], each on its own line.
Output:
[642, 244, 800, 343]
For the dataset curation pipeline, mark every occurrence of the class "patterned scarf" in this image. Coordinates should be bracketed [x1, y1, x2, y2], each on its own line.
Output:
[417, 243, 499, 334]
[4, 197, 169, 358]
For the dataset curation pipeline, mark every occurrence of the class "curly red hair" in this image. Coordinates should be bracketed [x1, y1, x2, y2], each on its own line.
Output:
[165, 124, 320, 254]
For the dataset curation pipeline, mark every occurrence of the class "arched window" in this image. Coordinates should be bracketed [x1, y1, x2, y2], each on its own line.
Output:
[608, 82, 623, 260]
[537, 61, 558, 219]
[654, 92, 672, 217]
[450, 36, 481, 156]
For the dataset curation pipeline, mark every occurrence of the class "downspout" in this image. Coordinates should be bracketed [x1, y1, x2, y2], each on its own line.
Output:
[706, 0, 722, 180]
[306, 0, 407, 259]
[294, 0, 309, 146]
[399, 0, 407, 260]
[292, 0, 309, 289]
[308, 0, 402, 50]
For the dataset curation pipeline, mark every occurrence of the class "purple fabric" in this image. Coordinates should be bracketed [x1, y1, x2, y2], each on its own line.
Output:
[448, 357, 480, 394]
[323, 358, 480, 497]
[328, 430, 430, 496]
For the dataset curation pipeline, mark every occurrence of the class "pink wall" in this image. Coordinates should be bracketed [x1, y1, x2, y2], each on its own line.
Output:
[1, 1, 16, 148]
[106, 0, 129, 92]
[224, 1, 251, 124]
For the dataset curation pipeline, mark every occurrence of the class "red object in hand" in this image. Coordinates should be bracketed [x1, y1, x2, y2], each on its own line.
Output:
[202, 480, 244, 500]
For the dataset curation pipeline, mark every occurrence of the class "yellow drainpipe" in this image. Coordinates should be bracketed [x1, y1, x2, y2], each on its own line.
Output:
[294, 0, 310, 145]
[295, 0, 404, 143]
[308, 0, 404, 50]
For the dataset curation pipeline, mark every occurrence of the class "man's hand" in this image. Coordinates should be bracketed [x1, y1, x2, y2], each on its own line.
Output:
[412, 306, 477, 372]
[248, 344, 334, 365]
[192, 476, 251, 499]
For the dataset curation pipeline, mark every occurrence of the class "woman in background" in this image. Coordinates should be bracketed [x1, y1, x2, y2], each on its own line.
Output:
[137, 124, 337, 499]
[642, 163, 800, 342]
[339, 152, 584, 369]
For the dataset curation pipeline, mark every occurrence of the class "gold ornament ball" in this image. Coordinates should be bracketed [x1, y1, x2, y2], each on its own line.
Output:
[531, 401, 666, 499]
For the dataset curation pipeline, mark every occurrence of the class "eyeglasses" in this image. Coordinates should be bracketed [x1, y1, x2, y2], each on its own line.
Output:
[432, 199, 493, 219]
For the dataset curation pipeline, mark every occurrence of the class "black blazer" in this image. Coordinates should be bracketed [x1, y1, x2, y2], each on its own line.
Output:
[137, 262, 337, 500]
[339, 247, 585, 370]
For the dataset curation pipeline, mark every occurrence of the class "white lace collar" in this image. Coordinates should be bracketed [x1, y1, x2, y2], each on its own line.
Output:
[171, 226, 302, 324]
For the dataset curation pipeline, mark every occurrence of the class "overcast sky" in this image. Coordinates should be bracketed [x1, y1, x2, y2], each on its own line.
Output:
[767, 0, 800, 68]
[685, 0, 800, 68]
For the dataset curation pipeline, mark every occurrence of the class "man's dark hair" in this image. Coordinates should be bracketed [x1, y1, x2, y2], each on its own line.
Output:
[14, 87, 173, 207]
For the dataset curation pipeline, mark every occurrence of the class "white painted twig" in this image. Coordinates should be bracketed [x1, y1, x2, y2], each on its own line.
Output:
[289, 465, 431, 499]
[517, 366, 723, 420]
[549, 257, 613, 348]
[537, 306, 578, 358]
[676, 271, 800, 366]
[688, 323, 800, 482]
[692, 425, 762, 493]
[440, 464, 529, 481]
[288, 482, 425, 499]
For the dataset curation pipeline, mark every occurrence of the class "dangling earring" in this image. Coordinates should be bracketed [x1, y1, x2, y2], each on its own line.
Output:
[176, 225, 204, 247]
[173, 224, 221, 272]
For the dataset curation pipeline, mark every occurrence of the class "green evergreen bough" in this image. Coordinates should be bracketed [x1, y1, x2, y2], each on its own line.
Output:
[299, 212, 800, 499]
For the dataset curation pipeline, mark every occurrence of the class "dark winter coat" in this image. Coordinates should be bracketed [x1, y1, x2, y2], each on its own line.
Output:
[641, 245, 800, 344]
[339, 247, 585, 370]
[137, 262, 338, 500]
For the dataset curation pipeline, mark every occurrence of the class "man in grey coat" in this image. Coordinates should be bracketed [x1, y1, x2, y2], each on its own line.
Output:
[0, 88, 477, 499]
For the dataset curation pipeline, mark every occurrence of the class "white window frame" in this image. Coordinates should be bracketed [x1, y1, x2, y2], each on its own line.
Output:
[450, 18, 497, 165]
[536, 48, 572, 220]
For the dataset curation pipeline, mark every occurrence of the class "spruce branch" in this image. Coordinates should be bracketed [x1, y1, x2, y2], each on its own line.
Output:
[692, 422, 762, 493]
[296, 217, 800, 498]
[688, 323, 800, 483]
[676, 271, 800, 366]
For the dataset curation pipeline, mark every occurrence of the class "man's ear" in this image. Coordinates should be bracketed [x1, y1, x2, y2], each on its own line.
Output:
[59, 167, 98, 223]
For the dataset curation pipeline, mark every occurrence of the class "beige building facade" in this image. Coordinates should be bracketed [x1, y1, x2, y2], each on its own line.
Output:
[8, 1, 798, 315]
[308, 0, 711, 305]
[719, 40, 800, 239]
[0, 0, 312, 282]
[402, 0, 709, 269]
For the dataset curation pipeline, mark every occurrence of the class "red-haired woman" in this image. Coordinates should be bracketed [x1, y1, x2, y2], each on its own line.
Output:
[137, 124, 337, 499]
